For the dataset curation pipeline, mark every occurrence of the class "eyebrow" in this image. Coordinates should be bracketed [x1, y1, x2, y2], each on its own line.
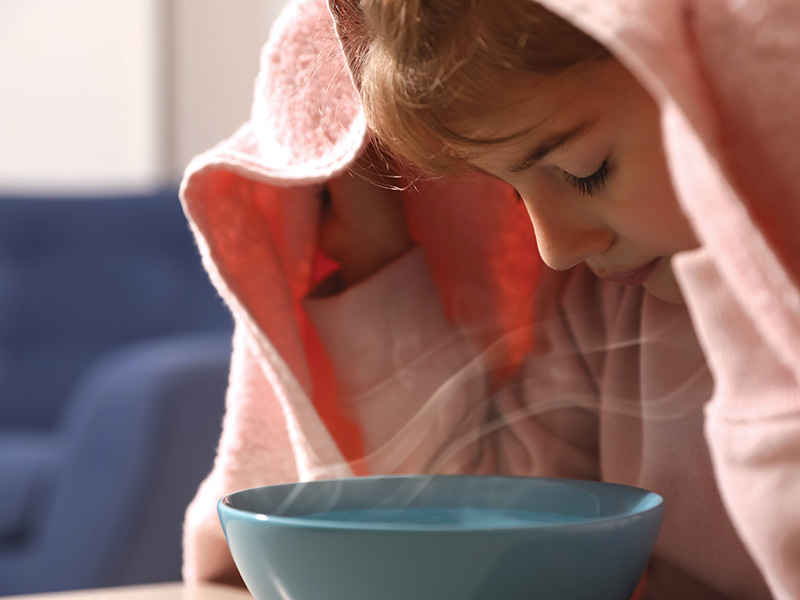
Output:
[507, 120, 597, 173]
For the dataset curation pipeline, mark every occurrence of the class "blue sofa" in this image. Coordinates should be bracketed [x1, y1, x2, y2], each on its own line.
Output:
[0, 187, 233, 595]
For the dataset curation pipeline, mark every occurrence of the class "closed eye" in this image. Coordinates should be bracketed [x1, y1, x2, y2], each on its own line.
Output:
[512, 159, 613, 202]
[565, 160, 613, 196]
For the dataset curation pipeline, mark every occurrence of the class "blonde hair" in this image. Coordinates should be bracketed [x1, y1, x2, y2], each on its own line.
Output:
[340, 0, 609, 174]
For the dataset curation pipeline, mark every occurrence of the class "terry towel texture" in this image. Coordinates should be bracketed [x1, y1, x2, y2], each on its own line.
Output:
[179, 0, 800, 598]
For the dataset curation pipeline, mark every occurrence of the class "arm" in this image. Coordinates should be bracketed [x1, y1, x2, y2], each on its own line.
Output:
[182, 323, 298, 586]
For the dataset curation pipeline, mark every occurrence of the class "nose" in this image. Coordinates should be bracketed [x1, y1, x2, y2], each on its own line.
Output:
[520, 196, 613, 271]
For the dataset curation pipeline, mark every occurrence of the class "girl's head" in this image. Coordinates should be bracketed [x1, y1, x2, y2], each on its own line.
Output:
[343, 0, 699, 303]
[350, 0, 608, 172]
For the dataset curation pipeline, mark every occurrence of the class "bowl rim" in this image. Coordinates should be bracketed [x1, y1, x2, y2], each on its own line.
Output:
[218, 475, 665, 533]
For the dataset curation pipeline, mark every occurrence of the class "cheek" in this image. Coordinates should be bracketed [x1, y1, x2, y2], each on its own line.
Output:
[651, 175, 699, 252]
[640, 188, 697, 249]
[616, 146, 699, 253]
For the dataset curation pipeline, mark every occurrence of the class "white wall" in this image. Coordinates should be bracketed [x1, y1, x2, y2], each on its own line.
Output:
[0, 0, 288, 195]
[172, 0, 288, 177]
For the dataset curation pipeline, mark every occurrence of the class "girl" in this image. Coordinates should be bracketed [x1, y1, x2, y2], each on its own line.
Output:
[180, 0, 800, 598]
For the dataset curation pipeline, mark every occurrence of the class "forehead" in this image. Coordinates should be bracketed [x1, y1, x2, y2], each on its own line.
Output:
[454, 60, 633, 167]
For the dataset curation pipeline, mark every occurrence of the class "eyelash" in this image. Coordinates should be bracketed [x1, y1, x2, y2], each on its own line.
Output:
[513, 159, 613, 202]
[566, 159, 613, 196]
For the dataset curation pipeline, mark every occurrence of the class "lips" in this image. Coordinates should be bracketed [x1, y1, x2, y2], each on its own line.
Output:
[598, 258, 661, 286]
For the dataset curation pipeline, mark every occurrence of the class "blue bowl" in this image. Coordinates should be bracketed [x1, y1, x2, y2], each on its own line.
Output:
[218, 475, 664, 600]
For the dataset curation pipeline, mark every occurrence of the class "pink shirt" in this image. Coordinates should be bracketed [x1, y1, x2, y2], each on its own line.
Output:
[306, 248, 771, 599]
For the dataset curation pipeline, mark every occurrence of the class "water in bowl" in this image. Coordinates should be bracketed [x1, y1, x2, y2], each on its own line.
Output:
[303, 507, 595, 527]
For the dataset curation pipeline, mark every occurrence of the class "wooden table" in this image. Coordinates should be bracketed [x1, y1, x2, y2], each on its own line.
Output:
[2, 583, 252, 600]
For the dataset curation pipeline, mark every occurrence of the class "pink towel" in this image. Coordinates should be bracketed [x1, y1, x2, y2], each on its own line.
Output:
[180, 0, 800, 596]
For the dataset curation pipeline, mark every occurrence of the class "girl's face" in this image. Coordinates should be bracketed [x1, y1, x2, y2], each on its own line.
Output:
[462, 60, 699, 303]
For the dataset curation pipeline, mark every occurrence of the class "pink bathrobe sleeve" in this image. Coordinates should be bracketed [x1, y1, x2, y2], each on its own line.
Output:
[678, 250, 800, 600]
[182, 323, 298, 584]
[664, 103, 800, 599]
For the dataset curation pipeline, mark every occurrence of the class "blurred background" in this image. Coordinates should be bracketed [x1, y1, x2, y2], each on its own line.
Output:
[0, 0, 288, 193]
[0, 0, 288, 595]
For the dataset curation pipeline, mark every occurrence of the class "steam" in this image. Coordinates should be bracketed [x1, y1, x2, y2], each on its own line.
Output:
[298, 298, 710, 484]
[258, 304, 703, 519]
